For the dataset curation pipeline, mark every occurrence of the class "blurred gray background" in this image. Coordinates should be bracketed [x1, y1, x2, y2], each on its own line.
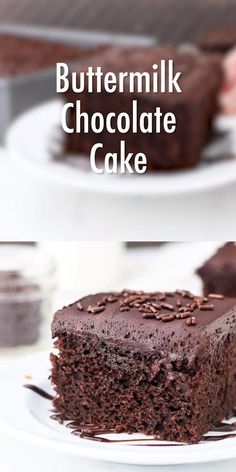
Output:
[0, 0, 235, 43]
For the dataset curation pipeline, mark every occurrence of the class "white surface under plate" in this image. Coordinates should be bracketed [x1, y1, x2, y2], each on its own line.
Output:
[7, 100, 236, 196]
[0, 351, 236, 466]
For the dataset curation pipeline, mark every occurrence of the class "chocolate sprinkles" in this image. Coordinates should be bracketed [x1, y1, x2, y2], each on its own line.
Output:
[74, 289, 225, 328]
[76, 301, 84, 311]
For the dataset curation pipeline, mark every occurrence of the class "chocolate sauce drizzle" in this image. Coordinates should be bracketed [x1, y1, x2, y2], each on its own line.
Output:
[65, 420, 236, 445]
[24, 385, 236, 446]
[24, 384, 54, 401]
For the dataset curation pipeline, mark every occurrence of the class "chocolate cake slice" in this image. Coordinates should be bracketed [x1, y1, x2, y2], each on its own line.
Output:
[197, 242, 236, 297]
[51, 289, 236, 444]
[64, 46, 223, 170]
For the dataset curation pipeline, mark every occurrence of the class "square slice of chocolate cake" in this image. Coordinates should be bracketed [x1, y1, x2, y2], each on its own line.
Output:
[197, 242, 236, 297]
[51, 289, 236, 444]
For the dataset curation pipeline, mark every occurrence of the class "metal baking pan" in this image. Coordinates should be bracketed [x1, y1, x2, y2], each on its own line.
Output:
[0, 23, 156, 144]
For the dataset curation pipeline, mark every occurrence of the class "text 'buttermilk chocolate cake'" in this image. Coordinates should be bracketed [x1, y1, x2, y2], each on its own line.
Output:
[64, 46, 223, 170]
[51, 289, 236, 444]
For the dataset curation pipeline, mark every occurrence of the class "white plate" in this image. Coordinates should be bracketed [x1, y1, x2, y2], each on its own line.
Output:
[0, 351, 236, 466]
[6, 100, 236, 196]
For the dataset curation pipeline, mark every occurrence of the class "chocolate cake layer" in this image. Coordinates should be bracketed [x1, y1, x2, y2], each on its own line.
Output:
[64, 46, 223, 170]
[197, 243, 236, 297]
[51, 289, 236, 444]
[0, 34, 90, 77]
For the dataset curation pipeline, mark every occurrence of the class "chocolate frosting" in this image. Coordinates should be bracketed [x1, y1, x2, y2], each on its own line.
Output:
[52, 290, 236, 354]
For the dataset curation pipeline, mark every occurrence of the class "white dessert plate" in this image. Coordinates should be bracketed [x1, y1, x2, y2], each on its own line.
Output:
[0, 351, 235, 466]
[6, 100, 236, 196]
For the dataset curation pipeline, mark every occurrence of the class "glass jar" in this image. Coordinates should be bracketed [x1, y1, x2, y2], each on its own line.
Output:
[0, 244, 55, 350]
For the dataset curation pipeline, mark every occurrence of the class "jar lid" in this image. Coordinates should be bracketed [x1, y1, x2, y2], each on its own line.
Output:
[0, 244, 55, 297]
